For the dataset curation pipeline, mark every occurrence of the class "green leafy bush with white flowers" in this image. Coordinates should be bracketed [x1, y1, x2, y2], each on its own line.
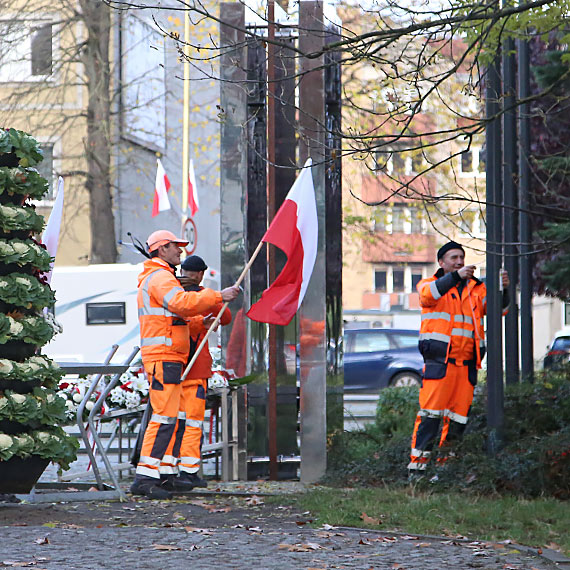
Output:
[0, 274, 55, 310]
[0, 239, 52, 271]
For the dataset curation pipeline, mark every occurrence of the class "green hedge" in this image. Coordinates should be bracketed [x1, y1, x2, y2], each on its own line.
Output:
[326, 374, 570, 498]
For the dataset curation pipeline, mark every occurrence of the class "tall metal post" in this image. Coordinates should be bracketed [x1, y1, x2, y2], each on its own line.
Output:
[517, 37, 534, 382]
[298, 0, 327, 482]
[502, 38, 519, 385]
[266, 0, 278, 481]
[485, 55, 504, 452]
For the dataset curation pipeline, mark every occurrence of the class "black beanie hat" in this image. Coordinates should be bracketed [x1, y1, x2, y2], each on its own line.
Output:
[181, 255, 208, 272]
[437, 241, 465, 261]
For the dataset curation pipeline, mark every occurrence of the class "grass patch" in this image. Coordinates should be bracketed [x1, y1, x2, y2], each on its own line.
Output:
[274, 486, 570, 555]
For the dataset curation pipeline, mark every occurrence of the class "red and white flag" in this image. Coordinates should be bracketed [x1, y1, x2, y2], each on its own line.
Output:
[188, 158, 200, 217]
[152, 158, 171, 217]
[247, 158, 318, 326]
[41, 176, 64, 285]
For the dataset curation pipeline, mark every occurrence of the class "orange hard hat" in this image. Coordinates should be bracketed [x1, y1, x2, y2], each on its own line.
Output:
[147, 230, 189, 252]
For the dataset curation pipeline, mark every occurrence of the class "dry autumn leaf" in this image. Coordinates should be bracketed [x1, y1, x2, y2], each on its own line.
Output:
[33, 537, 49, 545]
[360, 512, 382, 525]
[152, 544, 181, 551]
[244, 495, 264, 506]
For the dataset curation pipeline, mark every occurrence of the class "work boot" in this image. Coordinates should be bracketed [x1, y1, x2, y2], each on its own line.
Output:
[130, 475, 172, 500]
[160, 474, 195, 492]
[179, 471, 208, 488]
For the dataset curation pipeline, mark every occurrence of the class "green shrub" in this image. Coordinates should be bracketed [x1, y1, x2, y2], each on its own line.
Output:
[326, 374, 570, 498]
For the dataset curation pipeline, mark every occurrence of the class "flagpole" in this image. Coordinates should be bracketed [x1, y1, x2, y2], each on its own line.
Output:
[182, 9, 191, 215]
[180, 239, 265, 381]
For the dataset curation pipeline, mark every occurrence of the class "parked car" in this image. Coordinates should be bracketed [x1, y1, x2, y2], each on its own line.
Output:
[344, 328, 422, 392]
[543, 329, 570, 370]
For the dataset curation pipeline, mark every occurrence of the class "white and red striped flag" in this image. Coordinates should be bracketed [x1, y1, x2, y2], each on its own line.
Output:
[41, 176, 64, 285]
[247, 158, 318, 326]
[188, 158, 200, 217]
[151, 158, 171, 217]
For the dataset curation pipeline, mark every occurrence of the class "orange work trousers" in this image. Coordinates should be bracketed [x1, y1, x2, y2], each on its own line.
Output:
[165, 378, 207, 475]
[408, 363, 474, 471]
[136, 361, 185, 479]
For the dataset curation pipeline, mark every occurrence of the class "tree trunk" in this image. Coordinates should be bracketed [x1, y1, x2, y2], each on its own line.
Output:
[80, 0, 117, 264]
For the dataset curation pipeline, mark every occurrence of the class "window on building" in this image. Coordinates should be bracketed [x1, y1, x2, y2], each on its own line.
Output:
[373, 210, 387, 232]
[409, 206, 422, 233]
[36, 143, 55, 201]
[393, 269, 405, 291]
[461, 150, 473, 173]
[375, 270, 387, 292]
[391, 205, 405, 233]
[391, 152, 406, 175]
[0, 20, 53, 81]
[31, 24, 52, 76]
[411, 153, 423, 173]
[412, 272, 422, 290]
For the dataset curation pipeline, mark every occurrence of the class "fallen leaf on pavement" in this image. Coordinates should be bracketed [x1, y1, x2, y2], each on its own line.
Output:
[360, 512, 382, 525]
[392, 564, 405, 569]
[33, 537, 49, 545]
[184, 527, 213, 535]
[244, 495, 264, 506]
[1, 562, 38, 567]
[246, 526, 263, 533]
[415, 542, 432, 547]
[152, 544, 181, 551]
[375, 536, 398, 543]
[321, 524, 336, 530]
[88, 487, 98, 492]
[278, 542, 325, 552]
[400, 535, 419, 540]
[359, 538, 372, 546]
[502, 565, 520, 569]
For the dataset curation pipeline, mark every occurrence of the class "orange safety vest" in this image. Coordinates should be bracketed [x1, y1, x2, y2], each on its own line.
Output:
[137, 258, 223, 364]
[417, 269, 487, 369]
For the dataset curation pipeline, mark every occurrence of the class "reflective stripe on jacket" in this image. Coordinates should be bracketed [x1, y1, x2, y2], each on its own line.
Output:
[417, 269, 488, 369]
[137, 258, 223, 364]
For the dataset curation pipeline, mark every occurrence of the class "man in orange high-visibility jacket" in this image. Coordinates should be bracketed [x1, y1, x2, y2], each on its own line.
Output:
[130, 231, 239, 499]
[163, 255, 232, 489]
[408, 241, 510, 475]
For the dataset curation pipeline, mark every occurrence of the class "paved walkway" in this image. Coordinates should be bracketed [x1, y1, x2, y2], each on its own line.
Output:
[0, 482, 565, 569]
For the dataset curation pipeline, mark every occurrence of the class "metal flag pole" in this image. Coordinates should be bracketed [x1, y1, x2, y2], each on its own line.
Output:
[182, 9, 191, 215]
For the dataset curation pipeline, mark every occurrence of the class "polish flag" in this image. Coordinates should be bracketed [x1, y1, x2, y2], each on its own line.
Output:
[247, 158, 318, 326]
[188, 159, 200, 217]
[152, 158, 171, 217]
[41, 176, 64, 285]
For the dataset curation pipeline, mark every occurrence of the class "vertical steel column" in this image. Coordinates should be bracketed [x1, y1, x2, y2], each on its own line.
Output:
[220, 2, 248, 478]
[298, 0, 327, 483]
[485, 55, 504, 452]
[324, 27, 344, 433]
[502, 37, 519, 385]
[517, 37, 534, 383]
[266, 0, 278, 481]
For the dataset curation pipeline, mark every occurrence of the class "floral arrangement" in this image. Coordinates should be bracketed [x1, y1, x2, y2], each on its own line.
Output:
[0, 273, 56, 310]
[0, 355, 62, 389]
[0, 205, 45, 234]
[0, 128, 43, 167]
[0, 129, 77, 492]
[106, 368, 149, 410]
[0, 428, 78, 469]
[56, 367, 149, 422]
[0, 388, 67, 425]
[0, 239, 52, 271]
[0, 313, 56, 346]
[0, 168, 49, 201]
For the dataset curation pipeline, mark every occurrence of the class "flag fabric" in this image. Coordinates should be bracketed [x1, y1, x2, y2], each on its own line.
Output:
[152, 158, 171, 217]
[41, 176, 64, 285]
[188, 159, 200, 216]
[247, 158, 318, 326]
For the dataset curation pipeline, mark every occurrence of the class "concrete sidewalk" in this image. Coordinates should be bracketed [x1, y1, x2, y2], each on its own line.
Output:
[0, 482, 566, 569]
